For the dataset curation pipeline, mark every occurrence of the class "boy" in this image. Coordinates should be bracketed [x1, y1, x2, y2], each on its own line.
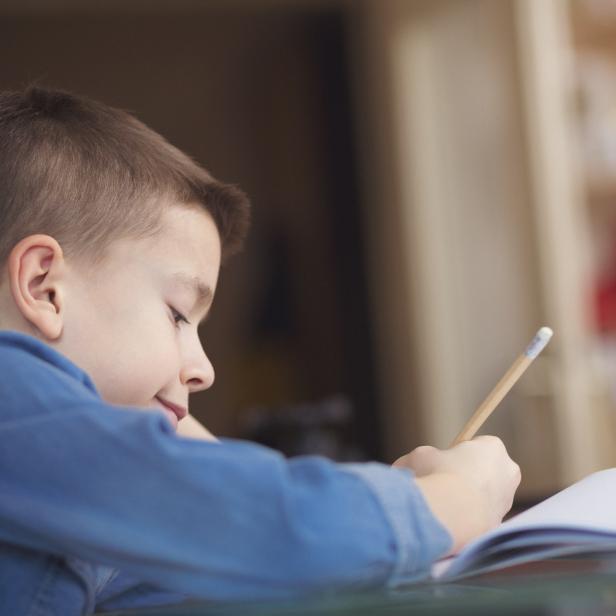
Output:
[0, 87, 520, 615]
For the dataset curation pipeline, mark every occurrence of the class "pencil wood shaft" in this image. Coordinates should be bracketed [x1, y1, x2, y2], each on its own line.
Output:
[451, 353, 533, 446]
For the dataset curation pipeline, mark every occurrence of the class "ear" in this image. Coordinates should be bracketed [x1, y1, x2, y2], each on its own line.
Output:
[8, 234, 66, 340]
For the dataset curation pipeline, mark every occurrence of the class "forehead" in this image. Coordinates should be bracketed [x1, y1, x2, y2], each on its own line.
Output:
[149, 205, 221, 257]
[95, 204, 222, 293]
[146, 205, 221, 281]
[168, 271, 213, 308]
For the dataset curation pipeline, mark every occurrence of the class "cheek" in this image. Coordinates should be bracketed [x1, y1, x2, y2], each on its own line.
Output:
[95, 315, 180, 406]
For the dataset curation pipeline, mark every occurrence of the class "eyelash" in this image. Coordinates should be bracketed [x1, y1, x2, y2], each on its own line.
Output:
[170, 307, 190, 327]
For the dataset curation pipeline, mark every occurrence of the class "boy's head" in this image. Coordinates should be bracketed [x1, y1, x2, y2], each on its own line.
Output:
[0, 87, 250, 426]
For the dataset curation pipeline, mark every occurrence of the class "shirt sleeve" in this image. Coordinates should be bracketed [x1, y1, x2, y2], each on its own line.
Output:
[0, 346, 452, 600]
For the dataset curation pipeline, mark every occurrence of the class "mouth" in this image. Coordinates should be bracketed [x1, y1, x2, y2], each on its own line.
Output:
[155, 397, 188, 427]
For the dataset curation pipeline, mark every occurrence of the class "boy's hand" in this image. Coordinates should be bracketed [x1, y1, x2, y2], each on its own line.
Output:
[393, 436, 521, 553]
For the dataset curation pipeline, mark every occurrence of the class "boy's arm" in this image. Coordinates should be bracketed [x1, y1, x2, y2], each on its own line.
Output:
[0, 390, 451, 599]
[172, 416, 518, 556]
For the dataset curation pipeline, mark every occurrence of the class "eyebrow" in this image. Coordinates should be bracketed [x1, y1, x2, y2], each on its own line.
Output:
[170, 272, 213, 309]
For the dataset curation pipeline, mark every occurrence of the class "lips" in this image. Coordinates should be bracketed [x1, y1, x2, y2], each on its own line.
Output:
[155, 397, 188, 423]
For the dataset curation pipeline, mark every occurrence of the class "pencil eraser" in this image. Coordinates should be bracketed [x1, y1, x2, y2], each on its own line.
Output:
[525, 326, 553, 358]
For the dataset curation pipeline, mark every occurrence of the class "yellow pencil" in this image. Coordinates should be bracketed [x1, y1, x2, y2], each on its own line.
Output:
[451, 327, 553, 446]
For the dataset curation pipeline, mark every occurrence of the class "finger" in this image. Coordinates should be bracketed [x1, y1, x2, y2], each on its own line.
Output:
[404, 445, 441, 476]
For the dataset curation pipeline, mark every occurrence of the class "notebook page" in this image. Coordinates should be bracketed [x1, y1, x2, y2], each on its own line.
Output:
[433, 468, 616, 579]
[496, 468, 616, 532]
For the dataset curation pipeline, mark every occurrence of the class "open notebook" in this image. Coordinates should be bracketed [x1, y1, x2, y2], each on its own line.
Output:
[432, 468, 616, 581]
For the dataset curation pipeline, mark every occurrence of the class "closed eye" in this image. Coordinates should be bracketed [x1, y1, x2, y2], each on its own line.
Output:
[170, 307, 190, 326]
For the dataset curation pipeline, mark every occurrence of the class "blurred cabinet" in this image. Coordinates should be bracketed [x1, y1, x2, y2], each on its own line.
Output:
[351, 0, 611, 495]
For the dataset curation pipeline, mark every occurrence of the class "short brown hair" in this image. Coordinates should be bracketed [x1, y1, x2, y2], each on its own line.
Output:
[0, 86, 250, 276]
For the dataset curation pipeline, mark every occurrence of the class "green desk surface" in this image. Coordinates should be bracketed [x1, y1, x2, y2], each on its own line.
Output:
[101, 555, 616, 615]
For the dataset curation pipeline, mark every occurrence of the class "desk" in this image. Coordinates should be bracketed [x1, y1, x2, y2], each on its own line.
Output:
[101, 556, 616, 615]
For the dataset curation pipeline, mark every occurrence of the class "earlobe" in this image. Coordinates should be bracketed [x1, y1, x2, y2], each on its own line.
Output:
[8, 234, 65, 340]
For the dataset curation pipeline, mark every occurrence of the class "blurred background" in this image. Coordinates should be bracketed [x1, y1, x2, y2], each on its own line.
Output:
[4, 0, 616, 498]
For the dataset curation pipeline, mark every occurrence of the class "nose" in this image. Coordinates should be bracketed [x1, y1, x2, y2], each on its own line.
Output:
[180, 338, 215, 393]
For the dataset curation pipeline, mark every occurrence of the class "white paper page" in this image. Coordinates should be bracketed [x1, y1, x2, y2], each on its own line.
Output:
[492, 468, 616, 532]
[433, 468, 616, 580]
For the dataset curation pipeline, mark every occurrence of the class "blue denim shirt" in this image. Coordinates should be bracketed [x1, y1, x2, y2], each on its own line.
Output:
[0, 331, 451, 615]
